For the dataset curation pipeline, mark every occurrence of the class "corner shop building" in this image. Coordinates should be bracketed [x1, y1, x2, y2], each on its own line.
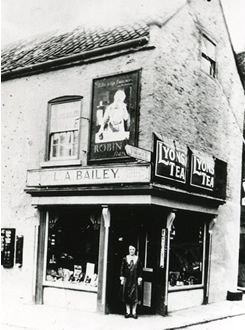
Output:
[24, 138, 227, 315]
[1, 0, 243, 317]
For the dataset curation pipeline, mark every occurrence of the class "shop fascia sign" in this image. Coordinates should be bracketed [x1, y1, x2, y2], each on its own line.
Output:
[154, 134, 218, 192]
[26, 164, 151, 187]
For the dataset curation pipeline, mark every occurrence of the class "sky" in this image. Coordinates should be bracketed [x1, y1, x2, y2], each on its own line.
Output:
[1, 0, 245, 53]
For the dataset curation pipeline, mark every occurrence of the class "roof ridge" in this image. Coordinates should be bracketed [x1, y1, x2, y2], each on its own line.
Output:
[1, 11, 173, 53]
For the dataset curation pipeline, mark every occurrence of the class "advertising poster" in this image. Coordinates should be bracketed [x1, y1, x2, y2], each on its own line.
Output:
[89, 71, 140, 161]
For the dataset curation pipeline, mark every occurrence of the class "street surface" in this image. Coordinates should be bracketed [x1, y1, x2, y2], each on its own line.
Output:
[179, 314, 245, 329]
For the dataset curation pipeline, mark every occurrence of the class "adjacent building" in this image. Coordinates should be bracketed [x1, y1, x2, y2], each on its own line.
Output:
[237, 51, 245, 289]
[1, 0, 244, 316]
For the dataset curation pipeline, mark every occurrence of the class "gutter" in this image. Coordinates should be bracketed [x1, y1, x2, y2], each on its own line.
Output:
[1, 36, 149, 81]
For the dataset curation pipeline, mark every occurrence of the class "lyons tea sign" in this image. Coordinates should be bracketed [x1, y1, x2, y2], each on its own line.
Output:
[153, 134, 227, 199]
[190, 151, 215, 191]
[155, 139, 188, 184]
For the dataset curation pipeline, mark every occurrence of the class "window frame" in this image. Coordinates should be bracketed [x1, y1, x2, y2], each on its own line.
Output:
[200, 33, 217, 78]
[45, 96, 83, 162]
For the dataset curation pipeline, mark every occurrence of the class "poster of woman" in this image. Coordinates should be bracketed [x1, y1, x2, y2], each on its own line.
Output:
[96, 89, 130, 143]
[89, 70, 140, 161]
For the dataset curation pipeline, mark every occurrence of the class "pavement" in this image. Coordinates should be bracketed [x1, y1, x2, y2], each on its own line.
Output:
[1, 294, 245, 330]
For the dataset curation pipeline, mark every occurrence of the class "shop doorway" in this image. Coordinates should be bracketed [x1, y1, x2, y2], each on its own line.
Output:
[107, 207, 164, 315]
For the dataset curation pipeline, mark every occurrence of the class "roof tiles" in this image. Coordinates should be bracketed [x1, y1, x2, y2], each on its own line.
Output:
[1, 21, 150, 73]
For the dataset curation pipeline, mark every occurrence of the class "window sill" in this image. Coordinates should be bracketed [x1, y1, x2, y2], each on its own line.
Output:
[43, 280, 97, 293]
[168, 284, 204, 292]
[200, 68, 216, 80]
[40, 159, 82, 168]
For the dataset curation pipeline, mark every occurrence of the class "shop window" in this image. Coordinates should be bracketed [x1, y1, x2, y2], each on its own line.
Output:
[47, 96, 82, 160]
[201, 34, 216, 78]
[168, 214, 206, 290]
[44, 208, 100, 292]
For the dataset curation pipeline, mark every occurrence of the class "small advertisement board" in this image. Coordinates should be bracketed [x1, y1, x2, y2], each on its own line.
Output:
[1, 228, 16, 268]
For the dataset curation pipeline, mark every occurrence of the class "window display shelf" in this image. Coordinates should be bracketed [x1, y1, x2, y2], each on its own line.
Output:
[168, 284, 204, 292]
[43, 280, 97, 293]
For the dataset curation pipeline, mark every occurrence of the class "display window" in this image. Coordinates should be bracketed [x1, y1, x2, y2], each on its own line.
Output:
[168, 214, 206, 290]
[43, 208, 101, 292]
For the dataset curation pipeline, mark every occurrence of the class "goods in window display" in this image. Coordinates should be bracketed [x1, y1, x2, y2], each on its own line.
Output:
[45, 209, 100, 290]
[168, 214, 205, 289]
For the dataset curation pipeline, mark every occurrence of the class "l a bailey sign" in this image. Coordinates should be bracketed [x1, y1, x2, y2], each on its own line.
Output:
[155, 138, 188, 184]
[190, 151, 215, 191]
[26, 164, 151, 187]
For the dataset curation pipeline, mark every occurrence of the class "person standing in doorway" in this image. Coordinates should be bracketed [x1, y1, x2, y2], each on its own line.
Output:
[120, 245, 143, 319]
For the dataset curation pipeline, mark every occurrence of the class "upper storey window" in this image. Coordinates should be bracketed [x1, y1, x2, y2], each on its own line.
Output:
[47, 97, 82, 160]
[201, 34, 216, 78]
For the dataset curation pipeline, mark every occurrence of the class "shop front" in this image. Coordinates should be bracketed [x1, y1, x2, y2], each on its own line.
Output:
[26, 170, 225, 315]
[26, 164, 153, 313]
[25, 135, 226, 315]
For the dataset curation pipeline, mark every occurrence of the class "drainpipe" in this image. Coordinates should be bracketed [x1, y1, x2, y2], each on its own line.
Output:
[101, 206, 111, 313]
[164, 211, 176, 315]
[205, 216, 217, 303]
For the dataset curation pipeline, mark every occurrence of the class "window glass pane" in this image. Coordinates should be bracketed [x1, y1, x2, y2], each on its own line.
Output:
[52, 146, 57, 158]
[201, 35, 216, 77]
[68, 132, 72, 144]
[201, 56, 211, 75]
[72, 143, 78, 156]
[50, 101, 80, 133]
[169, 214, 205, 288]
[202, 35, 215, 60]
[52, 133, 59, 145]
[210, 61, 216, 78]
[60, 145, 64, 157]
[60, 133, 66, 144]
[45, 209, 100, 290]
[201, 37, 207, 55]
[67, 146, 72, 156]
[206, 39, 215, 61]
[74, 131, 79, 143]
